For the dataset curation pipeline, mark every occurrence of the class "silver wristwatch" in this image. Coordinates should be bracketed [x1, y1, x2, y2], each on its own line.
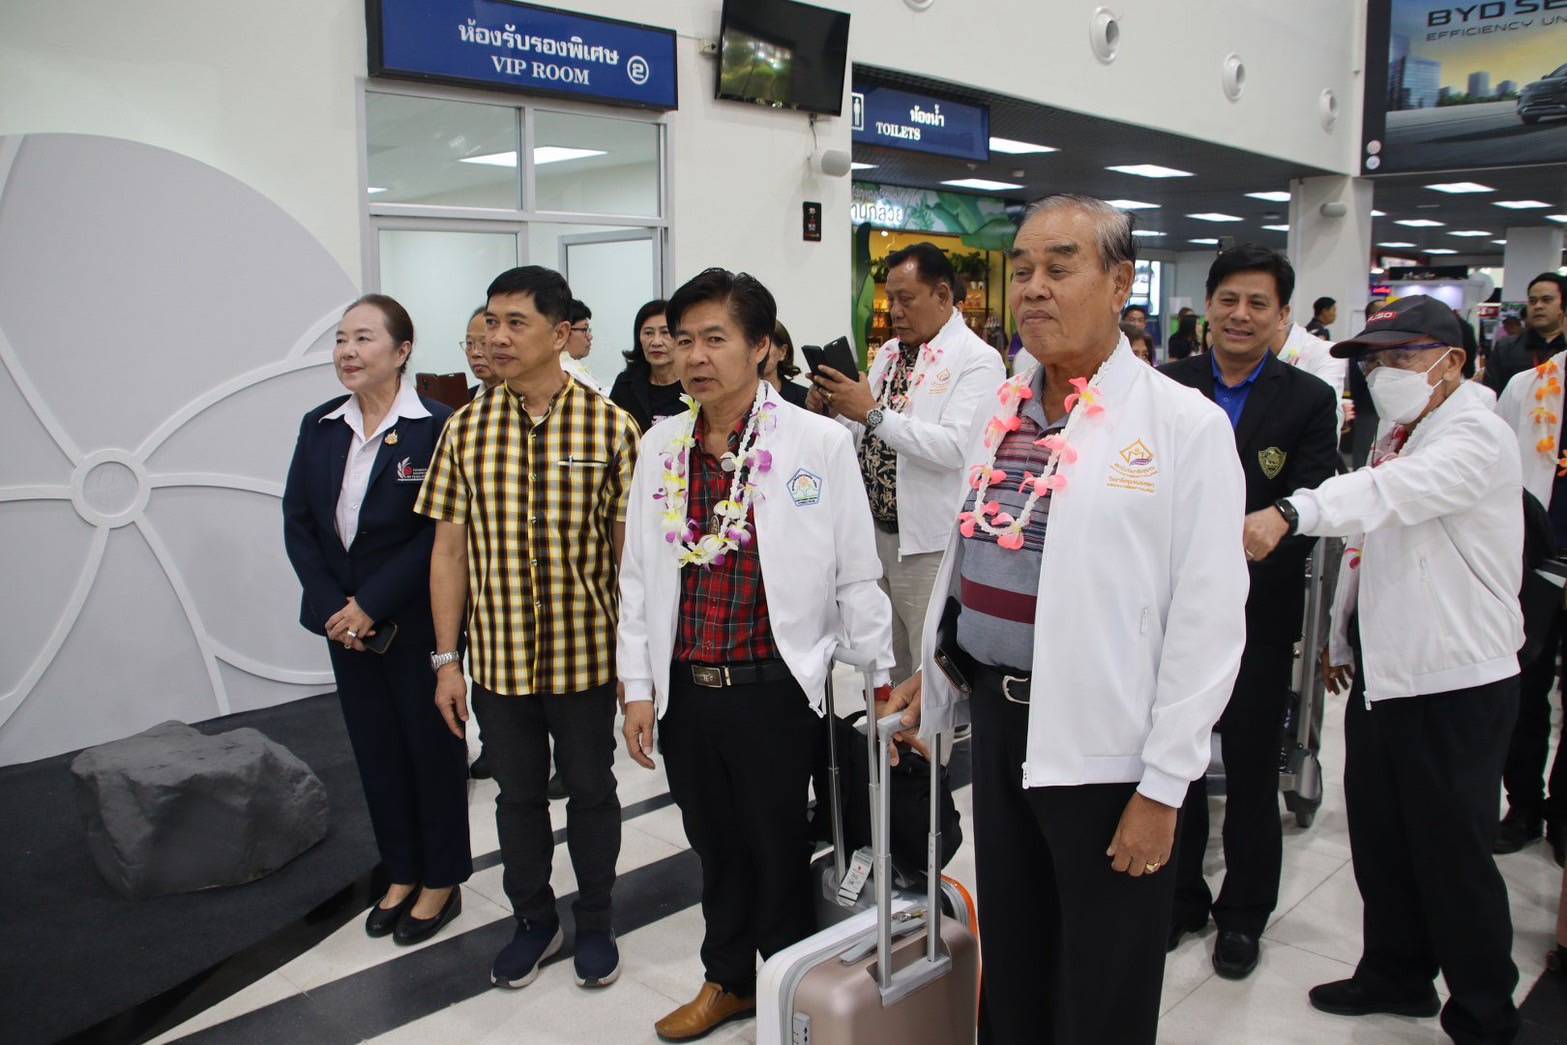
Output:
[429, 650, 461, 672]
[864, 407, 885, 433]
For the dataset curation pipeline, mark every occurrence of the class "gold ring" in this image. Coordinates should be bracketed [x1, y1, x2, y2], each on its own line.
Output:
[347, 629, 358, 639]
[1144, 861, 1161, 873]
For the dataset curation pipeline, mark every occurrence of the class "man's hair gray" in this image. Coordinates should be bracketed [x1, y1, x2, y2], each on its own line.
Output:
[1019, 194, 1137, 272]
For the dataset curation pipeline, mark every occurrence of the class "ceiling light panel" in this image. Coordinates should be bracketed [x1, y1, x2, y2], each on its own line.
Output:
[1188, 212, 1243, 222]
[1494, 200, 1550, 209]
[1106, 164, 1193, 178]
[1395, 218, 1444, 227]
[1447, 230, 1491, 237]
[1246, 191, 1292, 202]
[1105, 199, 1159, 210]
[940, 178, 1023, 191]
[1424, 248, 1458, 254]
[1377, 241, 1416, 247]
[989, 137, 1056, 154]
[1262, 224, 1290, 231]
[1426, 181, 1493, 194]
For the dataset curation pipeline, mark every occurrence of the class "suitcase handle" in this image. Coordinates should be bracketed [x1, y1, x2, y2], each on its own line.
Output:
[824, 645, 886, 896]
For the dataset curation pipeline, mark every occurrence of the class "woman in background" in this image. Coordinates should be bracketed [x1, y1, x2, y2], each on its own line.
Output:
[609, 298, 680, 431]
[283, 294, 471, 945]
[764, 319, 811, 408]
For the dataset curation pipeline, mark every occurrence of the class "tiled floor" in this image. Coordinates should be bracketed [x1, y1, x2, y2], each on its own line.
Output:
[153, 670, 1566, 1044]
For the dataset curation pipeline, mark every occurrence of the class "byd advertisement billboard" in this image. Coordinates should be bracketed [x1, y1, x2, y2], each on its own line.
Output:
[1363, 0, 1567, 174]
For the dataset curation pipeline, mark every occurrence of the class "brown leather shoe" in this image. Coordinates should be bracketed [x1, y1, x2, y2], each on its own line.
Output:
[654, 982, 756, 1042]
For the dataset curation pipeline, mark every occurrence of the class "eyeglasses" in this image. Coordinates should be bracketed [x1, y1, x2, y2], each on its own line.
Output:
[461, 339, 485, 352]
[571, 324, 592, 335]
[1357, 342, 1450, 373]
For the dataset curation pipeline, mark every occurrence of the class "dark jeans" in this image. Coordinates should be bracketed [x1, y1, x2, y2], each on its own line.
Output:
[328, 632, 471, 888]
[1175, 630, 1292, 936]
[971, 673, 1177, 1045]
[1345, 657, 1520, 1045]
[471, 681, 620, 932]
[660, 672, 819, 996]
[1502, 609, 1567, 820]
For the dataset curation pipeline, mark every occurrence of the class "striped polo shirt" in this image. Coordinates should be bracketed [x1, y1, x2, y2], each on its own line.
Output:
[956, 367, 1062, 672]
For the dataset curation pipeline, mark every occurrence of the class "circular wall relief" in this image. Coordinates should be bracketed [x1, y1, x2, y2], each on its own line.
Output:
[1090, 7, 1120, 64]
[1222, 53, 1246, 101]
[68, 449, 151, 529]
[904, 0, 936, 10]
[1366, 139, 1383, 155]
[1366, 155, 1383, 170]
[1319, 89, 1339, 132]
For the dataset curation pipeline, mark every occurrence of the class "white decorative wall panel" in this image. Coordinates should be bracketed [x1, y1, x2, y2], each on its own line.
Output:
[0, 134, 356, 765]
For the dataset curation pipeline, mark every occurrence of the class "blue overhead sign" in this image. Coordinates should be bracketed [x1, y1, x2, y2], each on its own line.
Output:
[851, 85, 989, 162]
[368, 0, 679, 111]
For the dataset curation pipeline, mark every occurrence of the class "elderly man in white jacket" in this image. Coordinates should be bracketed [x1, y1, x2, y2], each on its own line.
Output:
[813, 242, 1006, 683]
[886, 195, 1249, 1045]
[1248, 295, 1522, 1044]
[617, 267, 894, 1043]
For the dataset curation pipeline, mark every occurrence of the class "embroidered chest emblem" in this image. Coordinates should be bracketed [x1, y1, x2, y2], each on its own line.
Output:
[1119, 440, 1154, 468]
[1108, 439, 1158, 494]
[787, 468, 822, 506]
[394, 457, 427, 483]
[1258, 446, 1287, 480]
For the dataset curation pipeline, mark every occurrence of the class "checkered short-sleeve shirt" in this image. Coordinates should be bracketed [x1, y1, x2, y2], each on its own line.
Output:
[414, 377, 639, 696]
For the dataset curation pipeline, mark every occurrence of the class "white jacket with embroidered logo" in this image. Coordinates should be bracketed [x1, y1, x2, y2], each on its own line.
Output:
[1496, 347, 1566, 505]
[842, 308, 1007, 557]
[618, 383, 895, 716]
[916, 340, 1250, 808]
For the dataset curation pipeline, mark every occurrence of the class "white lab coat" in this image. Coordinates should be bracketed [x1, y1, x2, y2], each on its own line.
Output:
[1292, 386, 1523, 702]
[917, 339, 1250, 808]
[618, 382, 895, 716]
[1279, 323, 1347, 430]
[841, 308, 1007, 557]
[1496, 349, 1565, 504]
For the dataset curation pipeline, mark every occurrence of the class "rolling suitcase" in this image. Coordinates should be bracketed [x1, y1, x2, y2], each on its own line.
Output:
[1280, 538, 1335, 828]
[758, 648, 980, 1045]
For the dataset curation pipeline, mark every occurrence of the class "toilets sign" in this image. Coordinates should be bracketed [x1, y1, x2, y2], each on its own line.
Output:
[851, 85, 989, 162]
[369, 0, 679, 110]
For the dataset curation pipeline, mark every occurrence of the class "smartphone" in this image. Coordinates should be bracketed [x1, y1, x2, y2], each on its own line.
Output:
[362, 621, 398, 655]
[803, 337, 859, 382]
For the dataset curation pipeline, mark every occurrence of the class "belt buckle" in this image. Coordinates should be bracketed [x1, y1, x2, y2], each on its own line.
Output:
[691, 665, 729, 688]
[1002, 674, 1030, 704]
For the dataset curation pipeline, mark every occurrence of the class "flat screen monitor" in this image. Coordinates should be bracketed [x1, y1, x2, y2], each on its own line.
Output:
[716, 0, 850, 116]
[1362, 0, 1567, 174]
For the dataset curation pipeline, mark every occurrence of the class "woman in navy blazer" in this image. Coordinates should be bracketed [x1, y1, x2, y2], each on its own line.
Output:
[283, 294, 471, 944]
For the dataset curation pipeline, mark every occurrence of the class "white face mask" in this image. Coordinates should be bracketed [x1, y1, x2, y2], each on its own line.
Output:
[1366, 350, 1452, 425]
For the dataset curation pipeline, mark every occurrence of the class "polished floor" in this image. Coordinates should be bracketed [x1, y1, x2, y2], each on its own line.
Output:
[153, 669, 1566, 1044]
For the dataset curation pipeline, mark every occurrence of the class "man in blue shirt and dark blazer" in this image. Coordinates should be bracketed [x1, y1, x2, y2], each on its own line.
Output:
[1158, 246, 1340, 979]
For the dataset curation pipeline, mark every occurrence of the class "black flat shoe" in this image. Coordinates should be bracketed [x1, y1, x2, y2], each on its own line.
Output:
[1212, 930, 1260, 980]
[394, 888, 462, 945]
[365, 891, 418, 938]
[1308, 977, 1440, 1018]
[1168, 911, 1207, 952]
[1495, 806, 1542, 854]
[469, 750, 492, 780]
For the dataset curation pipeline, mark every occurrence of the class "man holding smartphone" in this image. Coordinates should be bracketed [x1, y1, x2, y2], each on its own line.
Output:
[812, 242, 1006, 685]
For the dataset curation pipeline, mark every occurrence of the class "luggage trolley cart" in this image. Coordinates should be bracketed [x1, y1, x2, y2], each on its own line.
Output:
[1279, 537, 1339, 829]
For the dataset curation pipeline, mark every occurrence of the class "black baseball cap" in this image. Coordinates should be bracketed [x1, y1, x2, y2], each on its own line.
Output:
[1330, 294, 1464, 359]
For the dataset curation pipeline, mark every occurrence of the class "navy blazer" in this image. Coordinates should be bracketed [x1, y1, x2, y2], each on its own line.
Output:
[282, 393, 452, 637]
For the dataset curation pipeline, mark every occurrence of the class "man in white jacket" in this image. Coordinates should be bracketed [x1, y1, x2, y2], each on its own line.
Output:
[617, 268, 894, 1043]
[1247, 295, 1522, 1043]
[812, 242, 1006, 683]
[885, 195, 1249, 1044]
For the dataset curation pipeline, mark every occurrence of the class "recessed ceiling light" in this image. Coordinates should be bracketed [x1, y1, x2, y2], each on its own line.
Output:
[1424, 248, 1458, 254]
[1396, 218, 1445, 227]
[989, 136, 1056, 155]
[533, 146, 608, 165]
[1105, 199, 1160, 210]
[1494, 199, 1551, 209]
[940, 178, 1023, 191]
[1549, 215, 1567, 223]
[1492, 239, 1508, 244]
[1262, 224, 1290, 232]
[849, 162, 878, 171]
[1377, 241, 1417, 248]
[1426, 181, 1493, 194]
[1106, 163, 1194, 179]
[1189, 238, 1220, 245]
[1371, 210, 1387, 217]
[461, 151, 518, 167]
[1447, 230, 1492, 237]
[367, 186, 388, 194]
[1246, 191, 1292, 202]
[1188, 212, 1243, 222]
[1130, 230, 1165, 237]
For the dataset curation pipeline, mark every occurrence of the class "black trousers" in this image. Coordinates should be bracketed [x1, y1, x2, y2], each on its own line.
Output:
[971, 675, 1177, 1045]
[328, 631, 471, 888]
[471, 681, 620, 932]
[1502, 609, 1567, 819]
[1345, 656, 1520, 1045]
[1174, 629, 1292, 936]
[660, 672, 819, 996]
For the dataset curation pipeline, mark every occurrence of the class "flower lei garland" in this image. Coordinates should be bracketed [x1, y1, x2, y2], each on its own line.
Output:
[956, 363, 1108, 552]
[1529, 359, 1567, 476]
[873, 339, 945, 412]
[653, 384, 776, 568]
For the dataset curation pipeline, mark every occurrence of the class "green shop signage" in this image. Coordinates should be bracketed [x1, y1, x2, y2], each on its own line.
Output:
[850, 182, 1018, 356]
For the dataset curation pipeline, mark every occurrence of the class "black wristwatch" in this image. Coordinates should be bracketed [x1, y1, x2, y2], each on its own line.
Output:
[1273, 498, 1300, 535]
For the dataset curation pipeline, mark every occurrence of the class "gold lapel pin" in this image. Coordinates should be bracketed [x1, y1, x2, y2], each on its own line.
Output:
[385, 430, 399, 446]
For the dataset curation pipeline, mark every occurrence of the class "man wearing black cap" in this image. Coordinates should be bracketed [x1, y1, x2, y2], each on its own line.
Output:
[1246, 294, 1524, 1044]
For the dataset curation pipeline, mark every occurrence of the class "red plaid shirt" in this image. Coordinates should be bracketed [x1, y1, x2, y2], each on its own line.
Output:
[673, 412, 778, 664]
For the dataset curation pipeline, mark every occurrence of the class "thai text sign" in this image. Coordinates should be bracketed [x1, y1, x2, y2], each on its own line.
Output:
[851, 85, 989, 161]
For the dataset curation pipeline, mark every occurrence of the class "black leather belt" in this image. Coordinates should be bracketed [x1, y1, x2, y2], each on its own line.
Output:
[676, 659, 793, 688]
[973, 663, 1032, 704]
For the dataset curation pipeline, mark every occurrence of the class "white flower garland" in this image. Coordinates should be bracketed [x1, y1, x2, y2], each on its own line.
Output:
[654, 383, 776, 568]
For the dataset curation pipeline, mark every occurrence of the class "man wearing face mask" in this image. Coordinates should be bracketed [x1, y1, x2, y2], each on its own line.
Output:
[1245, 295, 1523, 1044]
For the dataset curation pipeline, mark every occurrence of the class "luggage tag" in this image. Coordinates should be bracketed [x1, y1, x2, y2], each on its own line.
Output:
[837, 846, 874, 904]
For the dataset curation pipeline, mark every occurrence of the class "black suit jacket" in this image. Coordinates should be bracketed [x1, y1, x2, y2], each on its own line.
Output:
[282, 393, 452, 637]
[1158, 352, 1340, 637]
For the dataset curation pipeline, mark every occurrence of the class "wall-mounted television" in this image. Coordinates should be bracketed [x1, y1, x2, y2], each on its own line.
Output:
[716, 0, 850, 116]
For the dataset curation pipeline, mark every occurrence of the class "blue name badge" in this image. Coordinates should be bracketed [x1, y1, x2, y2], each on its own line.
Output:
[370, 0, 679, 111]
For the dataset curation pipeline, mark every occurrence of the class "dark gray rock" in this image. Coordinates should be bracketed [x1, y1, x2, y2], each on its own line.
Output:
[70, 720, 329, 899]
